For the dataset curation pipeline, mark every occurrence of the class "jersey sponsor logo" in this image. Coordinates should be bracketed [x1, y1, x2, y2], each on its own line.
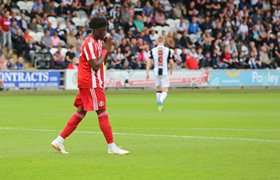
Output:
[99, 101, 105, 107]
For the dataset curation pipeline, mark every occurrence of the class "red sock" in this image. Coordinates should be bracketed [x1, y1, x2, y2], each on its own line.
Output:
[60, 112, 86, 139]
[98, 111, 113, 144]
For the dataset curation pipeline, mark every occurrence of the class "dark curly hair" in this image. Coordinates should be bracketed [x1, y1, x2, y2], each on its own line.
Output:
[89, 16, 108, 30]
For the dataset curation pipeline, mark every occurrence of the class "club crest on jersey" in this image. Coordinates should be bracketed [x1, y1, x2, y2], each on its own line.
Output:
[99, 101, 105, 107]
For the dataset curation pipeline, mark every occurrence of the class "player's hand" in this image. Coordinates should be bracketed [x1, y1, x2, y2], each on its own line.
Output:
[102, 36, 113, 52]
[146, 74, 150, 80]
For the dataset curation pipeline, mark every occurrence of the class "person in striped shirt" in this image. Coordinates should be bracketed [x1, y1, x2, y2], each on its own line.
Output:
[51, 16, 129, 155]
[146, 36, 174, 112]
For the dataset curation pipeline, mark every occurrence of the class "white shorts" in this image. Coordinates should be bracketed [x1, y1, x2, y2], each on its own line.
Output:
[155, 75, 169, 88]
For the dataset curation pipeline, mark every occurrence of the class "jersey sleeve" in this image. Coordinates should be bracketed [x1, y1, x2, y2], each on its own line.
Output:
[83, 41, 97, 61]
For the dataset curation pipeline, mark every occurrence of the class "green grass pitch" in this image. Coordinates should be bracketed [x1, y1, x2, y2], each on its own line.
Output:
[0, 89, 280, 179]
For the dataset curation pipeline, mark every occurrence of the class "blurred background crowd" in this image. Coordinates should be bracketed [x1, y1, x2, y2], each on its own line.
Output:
[0, 0, 280, 71]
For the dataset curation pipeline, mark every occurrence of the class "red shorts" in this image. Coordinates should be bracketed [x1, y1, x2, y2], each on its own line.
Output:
[74, 88, 106, 111]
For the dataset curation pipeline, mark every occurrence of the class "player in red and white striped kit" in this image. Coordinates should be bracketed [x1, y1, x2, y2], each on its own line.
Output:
[51, 17, 129, 155]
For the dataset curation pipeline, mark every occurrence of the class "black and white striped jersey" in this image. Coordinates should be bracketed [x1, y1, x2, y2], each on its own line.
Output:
[149, 45, 172, 76]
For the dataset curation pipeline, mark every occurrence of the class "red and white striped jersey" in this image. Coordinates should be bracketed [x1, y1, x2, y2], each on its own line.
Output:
[78, 34, 105, 89]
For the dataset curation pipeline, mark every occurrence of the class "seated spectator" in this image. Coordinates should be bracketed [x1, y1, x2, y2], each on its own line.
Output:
[154, 9, 166, 26]
[175, 17, 188, 34]
[172, 4, 182, 19]
[15, 56, 25, 70]
[20, 13, 28, 32]
[10, 21, 20, 37]
[185, 47, 199, 70]
[29, 18, 38, 32]
[32, 0, 44, 16]
[165, 32, 175, 49]
[52, 46, 66, 69]
[180, 31, 192, 49]
[6, 57, 15, 70]
[188, 16, 200, 35]
[41, 30, 52, 49]
[143, 1, 154, 17]
[134, 15, 144, 33]
[248, 50, 259, 69]
[65, 45, 76, 67]
[23, 29, 33, 43]
[24, 38, 40, 62]
[238, 18, 249, 41]
[259, 45, 274, 69]
[51, 32, 62, 47]
[199, 51, 212, 68]
[137, 48, 146, 69]
[109, 47, 127, 69]
[187, 1, 199, 20]
[12, 29, 26, 56]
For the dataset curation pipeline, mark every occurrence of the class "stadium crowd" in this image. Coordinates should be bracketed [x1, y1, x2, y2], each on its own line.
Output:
[0, 0, 280, 71]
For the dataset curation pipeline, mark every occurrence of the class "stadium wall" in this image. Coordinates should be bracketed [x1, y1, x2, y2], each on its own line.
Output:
[1, 70, 280, 89]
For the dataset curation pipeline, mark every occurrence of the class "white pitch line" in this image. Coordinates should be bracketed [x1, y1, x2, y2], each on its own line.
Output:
[114, 127, 280, 132]
[0, 127, 280, 143]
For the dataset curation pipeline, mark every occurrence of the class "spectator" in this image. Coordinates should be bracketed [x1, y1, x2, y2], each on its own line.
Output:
[175, 17, 188, 34]
[41, 30, 52, 49]
[65, 45, 76, 67]
[15, 56, 25, 70]
[32, 0, 44, 16]
[185, 46, 199, 70]
[0, 10, 12, 53]
[6, 56, 15, 70]
[29, 18, 38, 32]
[134, 15, 144, 33]
[52, 46, 66, 69]
[259, 45, 273, 69]
[51, 32, 62, 47]
[12, 29, 26, 56]
[66, 30, 77, 47]
[154, 8, 166, 26]
[143, 1, 154, 17]
[172, 4, 182, 19]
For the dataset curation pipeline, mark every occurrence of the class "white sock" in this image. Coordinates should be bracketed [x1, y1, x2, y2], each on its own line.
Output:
[156, 92, 162, 104]
[56, 135, 64, 144]
[108, 142, 117, 149]
[160, 92, 168, 104]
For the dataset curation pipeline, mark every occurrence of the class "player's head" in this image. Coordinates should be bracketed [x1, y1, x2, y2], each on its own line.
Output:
[157, 36, 165, 45]
[89, 16, 108, 40]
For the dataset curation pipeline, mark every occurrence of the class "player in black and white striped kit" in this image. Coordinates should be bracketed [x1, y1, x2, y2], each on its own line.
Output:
[146, 36, 173, 112]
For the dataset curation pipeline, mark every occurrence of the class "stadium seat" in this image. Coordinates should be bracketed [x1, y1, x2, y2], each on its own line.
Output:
[34, 52, 52, 69]
[26, 1, 34, 13]
[78, 10, 88, 18]
[61, 48, 68, 57]
[155, 26, 163, 35]
[175, 48, 182, 56]
[16, 1, 25, 8]
[50, 48, 58, 55]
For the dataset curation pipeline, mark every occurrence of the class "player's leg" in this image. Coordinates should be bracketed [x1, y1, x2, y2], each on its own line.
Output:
[51, 91, 87, 154]
[60, 106, 87, 139]
[51, 106, 87, 154]
[155, 75, 162, 106]
[94, 88, 129, 155]
[158, 75, 170, 111]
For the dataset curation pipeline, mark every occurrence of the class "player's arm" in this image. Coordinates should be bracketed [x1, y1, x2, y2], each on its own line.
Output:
[146, 50, 153, 80]
[146, 58, 152, 80]
[89, 37, 113, 72]
[168, 49, 174, 74]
